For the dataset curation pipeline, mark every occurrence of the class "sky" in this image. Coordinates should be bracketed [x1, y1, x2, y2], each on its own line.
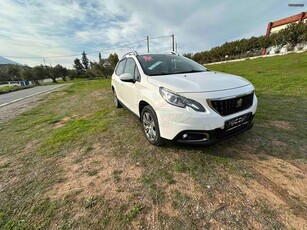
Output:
[0, 0, 306, 68]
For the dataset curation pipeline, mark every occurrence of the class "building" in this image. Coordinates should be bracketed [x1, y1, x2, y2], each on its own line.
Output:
[262, 11, 307, 55]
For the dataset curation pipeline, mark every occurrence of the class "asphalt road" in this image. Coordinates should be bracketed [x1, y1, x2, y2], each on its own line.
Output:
[0, 84, 65, 107]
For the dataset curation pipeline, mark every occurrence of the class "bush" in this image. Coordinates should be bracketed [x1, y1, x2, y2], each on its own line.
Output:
[186, 21, 307, 64]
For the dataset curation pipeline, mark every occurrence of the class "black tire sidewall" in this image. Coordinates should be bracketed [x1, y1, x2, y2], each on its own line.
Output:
[113, 89, 122, 108]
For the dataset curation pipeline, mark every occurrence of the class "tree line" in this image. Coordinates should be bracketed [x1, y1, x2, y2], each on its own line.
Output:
[185, 21, 307, 64]
[73, 51, 118, 79]
[0, 64, 72, 84]
[0, 52, 119, 84]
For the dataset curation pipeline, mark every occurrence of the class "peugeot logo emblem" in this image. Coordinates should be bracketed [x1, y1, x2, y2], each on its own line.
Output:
[236, 98, 243, 108]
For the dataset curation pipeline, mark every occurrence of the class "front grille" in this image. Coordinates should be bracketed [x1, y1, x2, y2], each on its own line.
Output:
[209, 93, 254, 116]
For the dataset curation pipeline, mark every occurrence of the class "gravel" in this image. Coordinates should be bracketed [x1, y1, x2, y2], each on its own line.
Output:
[0, 88, 64, 123]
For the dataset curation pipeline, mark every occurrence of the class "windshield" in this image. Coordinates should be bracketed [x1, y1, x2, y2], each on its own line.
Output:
[136, 54, 207, 76]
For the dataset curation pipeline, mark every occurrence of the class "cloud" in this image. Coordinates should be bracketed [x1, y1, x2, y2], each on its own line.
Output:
[0, 0, 304, 67]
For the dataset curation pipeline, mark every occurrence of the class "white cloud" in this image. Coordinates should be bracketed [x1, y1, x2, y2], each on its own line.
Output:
[0, 0, 301, 67]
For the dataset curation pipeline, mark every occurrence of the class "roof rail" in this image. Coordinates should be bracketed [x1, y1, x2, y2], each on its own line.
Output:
[122, 51, 138, 58]
[164, 51, 179, 56]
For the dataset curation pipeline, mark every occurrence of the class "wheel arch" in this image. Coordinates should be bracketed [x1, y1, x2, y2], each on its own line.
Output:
[139, 100, 150, 118]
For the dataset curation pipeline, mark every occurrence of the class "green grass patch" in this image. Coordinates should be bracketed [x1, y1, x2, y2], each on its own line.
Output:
[0, 85, 34, 94]
[209, 52, 307, 97]
[0, 53, 306, 229]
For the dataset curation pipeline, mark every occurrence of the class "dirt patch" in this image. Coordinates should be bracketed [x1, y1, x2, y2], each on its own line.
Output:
[161, 172, 207, 218]
[168, 172, 204, 198]
[45, 143, 143, 202]
[270, 120, 291, 130]
[272, 139, 288, 148]
[235, 175, 306, 229]
[90, 90, 109, 100]
[54, 116, 72, 129]
[239, 156, 307, 229]
[252, 157, 307, 201]
[287, 160, 307, 173]
[0, 155, 22, 194]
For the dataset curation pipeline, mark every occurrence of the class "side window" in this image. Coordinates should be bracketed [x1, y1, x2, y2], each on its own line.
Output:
[134, 66, 141, 81]
[115, 59, 126, 75]
[124, 58, 136, 76]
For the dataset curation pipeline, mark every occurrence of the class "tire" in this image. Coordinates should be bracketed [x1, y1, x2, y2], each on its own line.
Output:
[113, 89, 122, 108]
[141, 105, 164, 146]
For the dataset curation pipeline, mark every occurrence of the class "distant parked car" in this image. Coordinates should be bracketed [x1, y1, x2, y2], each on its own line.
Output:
[111, 51, 257, 146]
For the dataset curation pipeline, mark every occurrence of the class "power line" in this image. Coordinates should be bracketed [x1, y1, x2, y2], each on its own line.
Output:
[149, 35, 172, 40]
[1, 39, 147, 59]
[1, 35, 172, 60]
[99, 39, 147, 52]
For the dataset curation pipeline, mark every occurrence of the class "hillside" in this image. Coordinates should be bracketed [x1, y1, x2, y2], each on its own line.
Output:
[0, 56, 20, 65]
[209, 52, 307, 97]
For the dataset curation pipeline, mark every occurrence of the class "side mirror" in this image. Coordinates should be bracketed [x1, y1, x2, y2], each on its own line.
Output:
[119, 73, 134, 82]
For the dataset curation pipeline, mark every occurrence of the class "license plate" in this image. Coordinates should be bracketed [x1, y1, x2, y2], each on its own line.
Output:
[225, 113, 252, 131]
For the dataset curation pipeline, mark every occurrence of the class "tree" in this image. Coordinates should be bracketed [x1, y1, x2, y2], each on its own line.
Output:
[74, 58, 84, 76]
[53, 64, 68, 81]
[81, 51, 89, 70]
[41, 66, 57, 83]
[189, 22, 307, 64]
[0, 68, 9, 82]
[68, 69, 77, 80]
[21, 66, 35, 83]
[108, 53, 119, 69]
[26, 65, 48, 85]
[183, 53, 193, 59]
[284, 22, 306, 49]
[258, 35, 270, 49]
[99, 52, 102, 63]
[7, 65, 21, 81]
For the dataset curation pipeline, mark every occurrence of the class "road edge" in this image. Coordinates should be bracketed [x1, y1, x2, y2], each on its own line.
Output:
[0, 84, 67, 108]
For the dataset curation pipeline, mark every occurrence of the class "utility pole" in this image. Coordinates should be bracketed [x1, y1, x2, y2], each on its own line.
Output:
[147, 36, 150, 53]
[171, 34, 175, 52]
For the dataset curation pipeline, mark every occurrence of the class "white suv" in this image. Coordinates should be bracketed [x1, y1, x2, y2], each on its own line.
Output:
[111, 51, 257, 146]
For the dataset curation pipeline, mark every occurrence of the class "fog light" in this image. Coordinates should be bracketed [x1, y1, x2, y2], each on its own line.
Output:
[182, 133, 188, 139]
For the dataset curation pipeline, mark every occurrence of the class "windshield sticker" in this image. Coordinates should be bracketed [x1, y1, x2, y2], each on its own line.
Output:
[148, 61, 162, 70]
[143, 56, 153, 61]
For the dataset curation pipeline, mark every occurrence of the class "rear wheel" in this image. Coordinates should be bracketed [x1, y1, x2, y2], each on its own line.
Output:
[141, 105, 164, 146]
[113, 89, 122, 108]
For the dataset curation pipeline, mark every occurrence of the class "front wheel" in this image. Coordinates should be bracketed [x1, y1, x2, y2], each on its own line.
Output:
[141, 105, 164, 146]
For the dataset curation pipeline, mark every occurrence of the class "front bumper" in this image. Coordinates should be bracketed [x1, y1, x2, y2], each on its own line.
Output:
[173, 117, 254, 145]
[155, 94, 257, 143]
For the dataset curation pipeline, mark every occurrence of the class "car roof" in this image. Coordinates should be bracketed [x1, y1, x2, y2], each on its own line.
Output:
[122, 51, 179, 59]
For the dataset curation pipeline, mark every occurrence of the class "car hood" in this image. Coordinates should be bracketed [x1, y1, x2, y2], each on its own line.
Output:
[147, 71, 250, 93]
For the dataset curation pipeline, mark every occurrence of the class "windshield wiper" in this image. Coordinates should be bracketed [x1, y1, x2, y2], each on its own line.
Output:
[173, 70, 207, 74]
[149, 72, 172, 76]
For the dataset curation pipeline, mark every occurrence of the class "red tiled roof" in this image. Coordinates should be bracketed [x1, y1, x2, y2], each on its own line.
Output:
[271, 11, 307, 28]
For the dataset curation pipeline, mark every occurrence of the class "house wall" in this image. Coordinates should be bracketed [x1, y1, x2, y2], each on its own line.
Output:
[262, 11, 307, 55]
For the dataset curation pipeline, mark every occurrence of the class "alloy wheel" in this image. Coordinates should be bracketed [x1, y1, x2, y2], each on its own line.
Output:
[142, 112, 156, 141]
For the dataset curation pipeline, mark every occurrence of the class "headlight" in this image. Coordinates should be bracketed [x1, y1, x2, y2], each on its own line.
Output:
[159, 87, 206, 112]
